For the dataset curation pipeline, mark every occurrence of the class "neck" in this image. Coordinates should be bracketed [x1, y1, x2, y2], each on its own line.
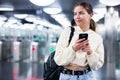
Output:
[80, 24, 89, 32]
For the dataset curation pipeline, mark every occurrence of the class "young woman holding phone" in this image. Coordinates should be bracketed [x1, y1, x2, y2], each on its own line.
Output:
[54, 2, 104, 80]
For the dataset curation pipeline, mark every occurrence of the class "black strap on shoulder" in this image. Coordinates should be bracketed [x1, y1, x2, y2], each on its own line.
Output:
[68, 26, 75, 45]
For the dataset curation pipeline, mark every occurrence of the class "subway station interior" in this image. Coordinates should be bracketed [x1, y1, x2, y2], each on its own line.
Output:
[0, 0, 120, 80]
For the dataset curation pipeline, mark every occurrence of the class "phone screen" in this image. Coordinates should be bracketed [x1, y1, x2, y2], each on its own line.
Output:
[79, 33, 88, 40]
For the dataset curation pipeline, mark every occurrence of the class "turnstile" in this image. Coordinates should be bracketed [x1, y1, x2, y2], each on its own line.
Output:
[0, 41, 2, 61]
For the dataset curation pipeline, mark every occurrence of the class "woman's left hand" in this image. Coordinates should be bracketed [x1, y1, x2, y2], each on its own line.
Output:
[81, 43, 92, 55]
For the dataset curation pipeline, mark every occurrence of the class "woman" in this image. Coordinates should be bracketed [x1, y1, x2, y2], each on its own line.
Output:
[54, 2, 104, 80]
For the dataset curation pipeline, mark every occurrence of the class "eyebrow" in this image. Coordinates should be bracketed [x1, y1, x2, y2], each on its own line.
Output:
[73, 11, 84, 13]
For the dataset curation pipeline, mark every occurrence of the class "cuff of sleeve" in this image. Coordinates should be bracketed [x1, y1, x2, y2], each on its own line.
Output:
[70, 46, 76, 53]
[87, 52, 94, 57]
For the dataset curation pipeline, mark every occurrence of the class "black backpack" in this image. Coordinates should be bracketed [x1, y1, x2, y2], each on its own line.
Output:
[44, 27, 75, 80]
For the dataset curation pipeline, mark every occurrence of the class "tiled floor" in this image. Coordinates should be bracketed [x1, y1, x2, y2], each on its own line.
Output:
[0, 62, 120, 80]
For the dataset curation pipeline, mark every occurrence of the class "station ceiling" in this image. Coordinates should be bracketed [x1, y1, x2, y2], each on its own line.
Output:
[0, 0, 120, 27]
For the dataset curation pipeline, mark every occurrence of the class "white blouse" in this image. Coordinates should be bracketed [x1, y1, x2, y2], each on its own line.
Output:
[54, 26, 104, 70]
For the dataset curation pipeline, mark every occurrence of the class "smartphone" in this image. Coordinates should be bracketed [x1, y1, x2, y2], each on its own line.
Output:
[79, 33, 88, 40]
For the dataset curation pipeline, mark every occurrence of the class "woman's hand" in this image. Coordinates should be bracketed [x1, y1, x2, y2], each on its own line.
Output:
[72, 39, 92, 55]
[81, 42, 92, 55]
[72, 38, 88, 51]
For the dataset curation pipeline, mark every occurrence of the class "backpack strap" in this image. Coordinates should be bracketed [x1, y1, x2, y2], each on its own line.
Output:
[68, 26, 75, 46]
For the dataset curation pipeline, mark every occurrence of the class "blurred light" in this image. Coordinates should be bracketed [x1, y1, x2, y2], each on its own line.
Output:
[32, 47, 36, 51]
[29, 0, 55, 6]
[116, 69, 120, 79]
[116, 19, 120, 26]
[37, 25, 43, 30]
[99, 0, 120, 6]
[14, 14, 28, 19]
[20, 23, 35, 30]
[0, 7, 13, 11]
[25, 15, 36, 22]
[0, 4, 14, 11]
[11, 24, 20, 29]
[92, 14, 104, 22]
[0, 21, 5, 27]
[43, 7, 62, 14]
[116, 19, 120, 32]
[0, 15, 7, 21]
[51, 14, 71, 27]
[49, 47, 55, 53]
[13, 46, 18, 51]
[33, 19, 61, 29]
[93, 8, 107, 15]
[109, 7, 114, 14]
[13, 70, 18, 80]
[96, 24, 106, 36]
[8, 17, 18, 24]
[3, 22, 12, 28]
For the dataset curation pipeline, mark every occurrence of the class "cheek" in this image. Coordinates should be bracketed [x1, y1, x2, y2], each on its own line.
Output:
[84, 16, 90, 22]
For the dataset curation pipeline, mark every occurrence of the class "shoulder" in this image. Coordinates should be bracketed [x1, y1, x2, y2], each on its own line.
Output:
[61, 26, 72, 35]
[90, 30, 103, 41]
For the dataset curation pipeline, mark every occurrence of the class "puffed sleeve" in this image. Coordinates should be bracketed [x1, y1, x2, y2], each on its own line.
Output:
[87, 38, 104, 70]
[54, 28, 76, 66]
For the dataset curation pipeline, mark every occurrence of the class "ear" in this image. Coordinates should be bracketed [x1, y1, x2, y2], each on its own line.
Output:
[90, 13, 93, 17]
[90, 13, 93, 19]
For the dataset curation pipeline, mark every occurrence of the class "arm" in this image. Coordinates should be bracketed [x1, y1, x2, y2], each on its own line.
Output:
[87, 39, 104, 70]
[54, 28, 76, 66]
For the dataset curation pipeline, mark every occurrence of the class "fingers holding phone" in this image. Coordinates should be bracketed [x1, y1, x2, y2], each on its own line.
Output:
[78, 33, 92, 54]
[79, 33, 88, 47]
[79, 33, 89, 50]
[72, 33, 88, 52]
[82, 43, 92, 55]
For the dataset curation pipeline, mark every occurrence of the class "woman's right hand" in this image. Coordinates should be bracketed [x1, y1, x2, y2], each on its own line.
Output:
[72, 38, 88, 52]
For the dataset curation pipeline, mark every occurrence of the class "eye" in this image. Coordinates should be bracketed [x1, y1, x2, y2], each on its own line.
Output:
[74, 12, 77, 16]
[79, 12, 84, 15]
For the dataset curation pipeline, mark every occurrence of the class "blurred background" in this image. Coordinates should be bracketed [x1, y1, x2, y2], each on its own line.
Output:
[0, 0, 120, 80]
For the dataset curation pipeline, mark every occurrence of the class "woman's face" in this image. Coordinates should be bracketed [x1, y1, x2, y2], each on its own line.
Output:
[73, 6, 92, 26]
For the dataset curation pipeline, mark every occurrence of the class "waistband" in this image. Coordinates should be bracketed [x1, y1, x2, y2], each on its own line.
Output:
[61, 67, 91, 76]
[64, 65, 89, 70]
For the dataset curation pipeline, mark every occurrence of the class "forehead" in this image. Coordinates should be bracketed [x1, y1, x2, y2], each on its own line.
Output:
[73, 6, 86, 12]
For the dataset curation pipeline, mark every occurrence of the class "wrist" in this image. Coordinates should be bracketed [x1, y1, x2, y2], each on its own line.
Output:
[72, 46, 77, 52]
[87, 50, 92, 55]
[87, 52, 91, 55]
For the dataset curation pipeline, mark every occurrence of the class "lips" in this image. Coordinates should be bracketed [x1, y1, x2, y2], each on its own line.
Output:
[76, 19, 82, 23]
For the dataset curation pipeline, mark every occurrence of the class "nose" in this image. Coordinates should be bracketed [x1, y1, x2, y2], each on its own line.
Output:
[75, 14, 81, 19]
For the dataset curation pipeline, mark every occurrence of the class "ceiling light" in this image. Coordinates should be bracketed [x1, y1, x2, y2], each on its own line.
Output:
[51, 14, 71, 27]
[43, 7, 62, 14]
[8, 17, 18, 24]
[0, 4, 14, 11]
[29, 0, 55, 6]
[25, 15, 37, 22]
[93, 8, 107, 15]
[14, 14, 28, 19]
[99, 0, 120, 6]
[0, 8, 13, 11]
[92, 14, 104, 22]
[109, 7, 114, 14]
[34, 19, 61, 29]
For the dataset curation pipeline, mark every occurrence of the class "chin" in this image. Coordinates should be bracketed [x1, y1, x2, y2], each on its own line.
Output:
[76, 24, 81, 26]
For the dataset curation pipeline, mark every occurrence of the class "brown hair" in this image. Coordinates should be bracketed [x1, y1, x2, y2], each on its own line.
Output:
[73, 2, 96, 31]
[71, 19, 76, 26]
